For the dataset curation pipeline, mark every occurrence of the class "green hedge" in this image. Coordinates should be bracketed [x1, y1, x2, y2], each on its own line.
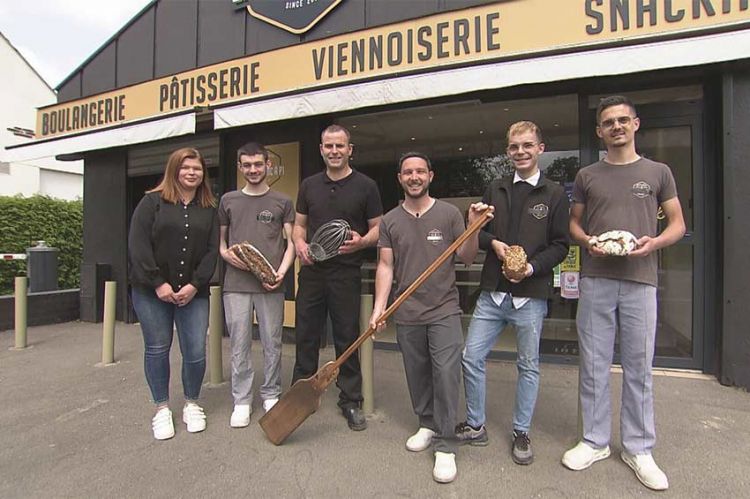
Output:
[0, 195, 83, 296]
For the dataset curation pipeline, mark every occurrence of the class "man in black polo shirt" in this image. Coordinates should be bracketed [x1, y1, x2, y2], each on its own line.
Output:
[292, 124, 383, 430]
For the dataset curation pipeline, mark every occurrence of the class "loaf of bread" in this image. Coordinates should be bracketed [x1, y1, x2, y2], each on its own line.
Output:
[503, 245, 528, 281]
[229, 242, 277, 286]
[588, 230, 638, 256]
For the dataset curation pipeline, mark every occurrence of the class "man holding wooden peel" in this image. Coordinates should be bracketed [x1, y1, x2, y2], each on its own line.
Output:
[369, 152, 492, 483]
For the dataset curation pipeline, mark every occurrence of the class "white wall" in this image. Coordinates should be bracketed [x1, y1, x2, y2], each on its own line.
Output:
[0, 32, 82, 200]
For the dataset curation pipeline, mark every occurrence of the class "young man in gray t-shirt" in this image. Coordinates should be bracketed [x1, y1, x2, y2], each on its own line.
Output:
[562, 96, 685, 491]
[218, 142, 295, 428]
[369, 152, 490, 484]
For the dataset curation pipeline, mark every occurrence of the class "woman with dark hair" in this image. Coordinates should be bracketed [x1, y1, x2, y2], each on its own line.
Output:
[128, 147, 219, 440]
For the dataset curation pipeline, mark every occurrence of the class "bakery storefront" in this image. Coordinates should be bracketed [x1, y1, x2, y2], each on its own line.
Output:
[6, 0, 750, 388]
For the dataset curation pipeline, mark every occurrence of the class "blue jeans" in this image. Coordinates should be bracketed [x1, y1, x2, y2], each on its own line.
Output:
[131, 286, 208, 404]
[462, 290, 547, 432]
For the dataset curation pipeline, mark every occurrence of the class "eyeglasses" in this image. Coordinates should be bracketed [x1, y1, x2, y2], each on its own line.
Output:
[599, 116, 636, 129]
[507, 142, 538, 154]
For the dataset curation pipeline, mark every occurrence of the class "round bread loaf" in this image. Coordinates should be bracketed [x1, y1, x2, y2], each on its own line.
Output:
[503, 245, 528, 281]
[588, 230, 638, 256]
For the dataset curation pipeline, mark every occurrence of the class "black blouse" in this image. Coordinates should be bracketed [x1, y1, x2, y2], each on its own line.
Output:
[128, 191, 219, 296]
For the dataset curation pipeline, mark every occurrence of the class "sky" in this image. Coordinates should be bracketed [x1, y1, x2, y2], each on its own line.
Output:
[0, 0, 152, 89]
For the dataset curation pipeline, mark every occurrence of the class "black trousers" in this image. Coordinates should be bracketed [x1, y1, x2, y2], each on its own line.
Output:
[292, 264, 362, 408]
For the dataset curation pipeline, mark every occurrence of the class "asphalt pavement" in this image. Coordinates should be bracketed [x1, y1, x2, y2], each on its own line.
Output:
[1, 321, 748, 498]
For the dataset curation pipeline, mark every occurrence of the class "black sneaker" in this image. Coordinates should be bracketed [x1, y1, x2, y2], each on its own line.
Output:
[455, 421, 489, 446]
[511, 430, 533, 465]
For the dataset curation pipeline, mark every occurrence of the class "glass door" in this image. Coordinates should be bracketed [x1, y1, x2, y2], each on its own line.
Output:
[633, 106, 704, 368]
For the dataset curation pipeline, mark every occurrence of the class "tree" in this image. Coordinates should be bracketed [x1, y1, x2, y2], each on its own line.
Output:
[544, 156, 580, 184]
[431, 154, 514, 197]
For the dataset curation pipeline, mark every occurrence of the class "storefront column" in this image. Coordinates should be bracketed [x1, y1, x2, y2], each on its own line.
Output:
[81, 149, 129, 322]
[720, 71, 750, 390]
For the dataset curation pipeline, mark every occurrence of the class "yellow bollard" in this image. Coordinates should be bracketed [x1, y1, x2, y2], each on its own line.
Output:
[101, 281, 117, 364]
[13, 277, 28, 349]
[359, 294, 374, 414]
[208, 285, 224, 384]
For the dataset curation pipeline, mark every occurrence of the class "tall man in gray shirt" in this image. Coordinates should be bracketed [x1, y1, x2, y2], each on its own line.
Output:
[369, 152, 490, 484]
[562, 96, 685, 491]
[219, 142, 296, 428]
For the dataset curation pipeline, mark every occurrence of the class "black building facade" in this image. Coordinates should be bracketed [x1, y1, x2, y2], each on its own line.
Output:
[7, 0, 750, 389]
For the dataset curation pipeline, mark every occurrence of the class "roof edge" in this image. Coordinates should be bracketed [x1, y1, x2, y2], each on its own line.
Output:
[54, 0, 158, 91]
[0, 30, 54, 93]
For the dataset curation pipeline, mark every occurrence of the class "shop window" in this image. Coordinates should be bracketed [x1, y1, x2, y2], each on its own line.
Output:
[338, 94, 580, 352]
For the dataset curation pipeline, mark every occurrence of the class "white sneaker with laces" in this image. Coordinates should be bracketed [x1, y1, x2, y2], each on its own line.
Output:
[230, 404, 251, 428]
[152, 407, 174, 440]
[262, 398, 278, 413]
[182, 402, 206, 433]
[406, 427, 436, 452]
[621, 451, 669, 491]
[562, 441, 611, 470]
[433, 452, 457, 483]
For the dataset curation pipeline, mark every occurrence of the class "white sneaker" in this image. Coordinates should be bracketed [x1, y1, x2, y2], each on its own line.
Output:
[262, 398, 278, 413]
[230, 404, 251, 428]
[621, 451, 669, 491]
[152, 407, 174, 440]
[182, 402, 206, 433]
[433, 452, 457, 483]
[562, 441, 611, 470]
[406, 427, 435, 452]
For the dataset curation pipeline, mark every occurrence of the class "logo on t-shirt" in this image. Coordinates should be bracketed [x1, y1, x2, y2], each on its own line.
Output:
[632, 181, 653, 199]
[427, 229, 444, 245]
[528, 203, 549, 220]
[257, 210, 274, 224]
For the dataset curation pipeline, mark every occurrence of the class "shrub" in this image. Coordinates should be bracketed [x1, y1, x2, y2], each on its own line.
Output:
[0, 195, 82, 295]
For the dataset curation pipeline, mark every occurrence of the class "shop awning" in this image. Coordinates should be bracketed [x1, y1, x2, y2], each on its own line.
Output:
[214, 28, 750, 130]
[3, 113, 195, 162]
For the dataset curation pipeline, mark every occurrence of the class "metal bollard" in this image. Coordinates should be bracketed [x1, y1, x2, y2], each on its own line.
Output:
[208, 285, 224, 384]
[360, 294, 374, 414]
[13, 277, 28, 349]
[101, 281, 117, 364]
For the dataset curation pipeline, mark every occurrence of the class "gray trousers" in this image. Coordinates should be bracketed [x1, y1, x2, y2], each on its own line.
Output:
[223, 292, 284, 405]
[577, 277, 657, 454]
[397, 314, 463, 454]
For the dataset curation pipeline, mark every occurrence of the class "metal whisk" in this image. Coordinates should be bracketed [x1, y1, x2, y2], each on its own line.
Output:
[307, 219, 351, 262]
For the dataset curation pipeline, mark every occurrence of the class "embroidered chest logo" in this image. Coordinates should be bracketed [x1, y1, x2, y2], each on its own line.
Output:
[257, 210, 274, 224]
[632, 181, 653, 199]
[426, 229, 444, 245]
[528, 203, 549, 220]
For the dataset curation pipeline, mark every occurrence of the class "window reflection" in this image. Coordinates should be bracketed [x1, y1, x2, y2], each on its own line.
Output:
[342, 94, 580, 352]
[342, 85, 698, 363]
